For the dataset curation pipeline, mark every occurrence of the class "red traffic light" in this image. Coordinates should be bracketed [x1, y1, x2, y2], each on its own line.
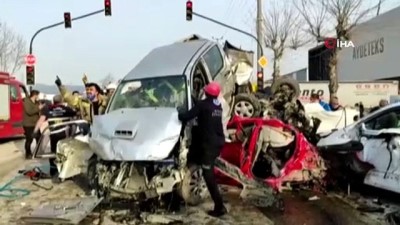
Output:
[186, 0, 192, 8]
[186, 0, 193, 21]
[64, 12, 71, 28]
[257, 72, 263, 78]
[105, 0, 112, 16]
[26, 65, 34, 73]
[26, 65, 35, 85]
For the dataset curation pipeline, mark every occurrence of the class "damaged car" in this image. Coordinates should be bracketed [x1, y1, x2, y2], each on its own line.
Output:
[216, 116, 326, 192]
[318, 102, 400, 193]
[33, 35, 264, 205]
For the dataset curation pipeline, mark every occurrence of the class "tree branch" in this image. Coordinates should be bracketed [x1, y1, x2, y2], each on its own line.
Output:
[0, 21, 27, 74]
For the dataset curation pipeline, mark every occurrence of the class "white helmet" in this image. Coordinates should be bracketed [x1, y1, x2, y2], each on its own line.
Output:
[106, 83, 117, 90]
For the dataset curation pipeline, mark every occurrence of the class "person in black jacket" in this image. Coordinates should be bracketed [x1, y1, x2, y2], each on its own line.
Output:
[34, 95, 76, 181]
[178, 81, 227, 217]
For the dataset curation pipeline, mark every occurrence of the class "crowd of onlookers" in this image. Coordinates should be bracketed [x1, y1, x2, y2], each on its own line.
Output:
[21, 76, 117, 160]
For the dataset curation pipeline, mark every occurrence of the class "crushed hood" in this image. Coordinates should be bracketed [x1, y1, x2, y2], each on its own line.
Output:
[224, 41, 254, 86]
[90, 108, 182, 161]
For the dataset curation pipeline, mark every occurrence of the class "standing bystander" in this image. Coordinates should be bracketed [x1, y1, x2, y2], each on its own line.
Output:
[22, 90, 44, 159]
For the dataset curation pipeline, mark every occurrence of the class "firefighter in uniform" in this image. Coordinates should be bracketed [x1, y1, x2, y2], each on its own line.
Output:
[177, 81, 227, 217]
[33, 95, 76, 180]
[55, 76, 107, 123]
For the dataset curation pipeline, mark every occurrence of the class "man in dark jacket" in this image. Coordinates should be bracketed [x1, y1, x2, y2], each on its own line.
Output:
[178, 81, 227, 217]
[22, 90, 43, 159]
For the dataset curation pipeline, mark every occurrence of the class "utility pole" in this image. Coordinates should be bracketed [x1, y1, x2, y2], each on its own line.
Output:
[256, 0, 264, 75]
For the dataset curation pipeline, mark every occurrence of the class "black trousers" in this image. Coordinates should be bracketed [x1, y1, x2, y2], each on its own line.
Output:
[202, 160, 224, 210]
[49, 132, 66, 176]
[23, 126, 40, 157]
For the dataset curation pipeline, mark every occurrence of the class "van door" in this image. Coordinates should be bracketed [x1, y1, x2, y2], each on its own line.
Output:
[202, 45, 235, 104]
[0, 83, 10, 121]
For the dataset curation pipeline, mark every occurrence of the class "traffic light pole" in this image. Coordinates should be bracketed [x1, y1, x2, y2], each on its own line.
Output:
[193, 12, 264, 71]
[29, 9, 105, 54]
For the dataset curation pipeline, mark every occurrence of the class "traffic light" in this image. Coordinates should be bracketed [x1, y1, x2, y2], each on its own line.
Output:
[256, 71, 264, 92]
[64, 12, 71, 28]
[186, 0, 193, 21]
[105, 0, 112, 16]
[26, 65, 35, 85]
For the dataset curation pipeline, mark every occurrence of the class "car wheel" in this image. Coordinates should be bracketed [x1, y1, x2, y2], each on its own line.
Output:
[178, 165, 208, 205]
[87, 156, 98, 189]
[233, 93, 261, 118]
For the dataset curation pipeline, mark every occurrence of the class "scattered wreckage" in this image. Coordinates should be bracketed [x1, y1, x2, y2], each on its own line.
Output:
[33, 35, 278, 209]
[217, 116, 326, 192]
[29, 35, 367, 224]
[318, 102, 400, 193]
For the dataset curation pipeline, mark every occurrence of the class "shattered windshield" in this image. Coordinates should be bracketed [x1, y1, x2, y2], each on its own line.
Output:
[108, 75, 187, 111]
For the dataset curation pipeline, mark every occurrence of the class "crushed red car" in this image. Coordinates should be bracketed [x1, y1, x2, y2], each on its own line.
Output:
[216, 116, 326, 191]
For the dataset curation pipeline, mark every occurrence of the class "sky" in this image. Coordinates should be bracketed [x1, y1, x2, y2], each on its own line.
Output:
[1, 0, 400, 85]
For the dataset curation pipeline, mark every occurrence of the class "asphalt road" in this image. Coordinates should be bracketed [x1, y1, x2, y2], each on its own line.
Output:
[0, 139, 25, 179]
[0, 139, 391, 225]
[260, 191, 385, 225]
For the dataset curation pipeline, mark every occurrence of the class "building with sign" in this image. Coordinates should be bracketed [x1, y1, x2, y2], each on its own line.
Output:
[308, 6, 400, 81]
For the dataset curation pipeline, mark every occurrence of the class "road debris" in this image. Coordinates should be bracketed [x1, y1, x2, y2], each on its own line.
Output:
[19, 196, 103, 224]
[141, 213, 184, 224]
[386, 210, 400, 225]
[214, 157, 280, 208]
[308, 195, 320, 201]
[32, 181, 53, 191]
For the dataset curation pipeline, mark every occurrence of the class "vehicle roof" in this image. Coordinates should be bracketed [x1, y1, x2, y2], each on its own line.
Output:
[122, 39, 211, 81]
[356, 102, 400, 124]
[0, 72, 24, 85]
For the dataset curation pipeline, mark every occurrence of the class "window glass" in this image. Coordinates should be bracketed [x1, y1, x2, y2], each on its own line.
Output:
[108, 75, 187, 112]
[365, 110, 400, 129]
[19, 85, 27, 99]
[10, 85, 18, 101]
[203, 45, 224, 79]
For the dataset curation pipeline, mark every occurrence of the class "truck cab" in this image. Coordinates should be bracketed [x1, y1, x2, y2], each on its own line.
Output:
[0, 72, 29, 139]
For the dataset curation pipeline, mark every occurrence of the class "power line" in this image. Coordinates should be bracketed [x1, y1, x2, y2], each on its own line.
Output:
[220, 0, 237, 38]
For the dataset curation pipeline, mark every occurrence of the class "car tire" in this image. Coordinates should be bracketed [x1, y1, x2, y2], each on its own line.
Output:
[178, 165, 208, 206]
[271, 78, 301, 99]
[233, 93, 261, 118]
[87, 156, 98, 189]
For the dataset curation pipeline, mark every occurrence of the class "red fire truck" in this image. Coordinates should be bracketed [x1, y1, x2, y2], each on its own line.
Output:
[0, 72, 28, 139]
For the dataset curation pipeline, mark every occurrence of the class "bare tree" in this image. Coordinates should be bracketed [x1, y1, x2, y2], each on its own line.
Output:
[263, 1, 310, 81]
[99, 73, 115, 88]
[0, 21, 26, 74]
[296, 0, 384, 97]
